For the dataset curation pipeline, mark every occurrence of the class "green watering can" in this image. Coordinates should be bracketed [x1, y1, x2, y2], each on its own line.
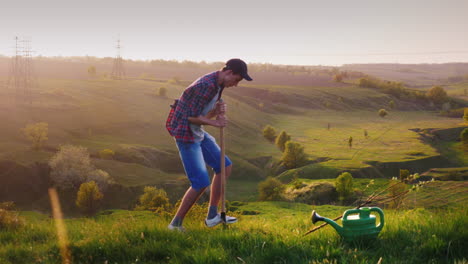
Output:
[311, 207, 384, 242]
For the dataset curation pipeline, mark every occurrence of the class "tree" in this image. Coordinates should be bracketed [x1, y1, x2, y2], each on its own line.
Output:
[87, 66, 96, 78]
[460, 128, 468, 144]
[364, 129, 369, 139]
[348, 136, 353, 148]
[275, 131, 291, 152]
[281, 141, 308, 169]
[378, 109, 388, 118]
[389, 100, 395, 109]
[22, 122, 48, 150]
[262, 125, 277, 142]
[76, 181, 103, 216]
[135, 186, 171, 211]
[49, 145, 111, 190]
[427, 86, 448, 105]
[333, 74, 343, 82]
[158, 87, 167, 97]
[464, 108, 468, 123]
[258, 177, 285, 201]
[335, 172, 353, 202]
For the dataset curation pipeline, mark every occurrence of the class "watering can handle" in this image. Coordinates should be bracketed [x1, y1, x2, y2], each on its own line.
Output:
[370, 207, 385, 231]
[343, 209, 361, 220]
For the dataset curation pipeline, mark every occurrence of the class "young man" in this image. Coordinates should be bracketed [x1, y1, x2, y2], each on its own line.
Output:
[166, 58, 253, 231]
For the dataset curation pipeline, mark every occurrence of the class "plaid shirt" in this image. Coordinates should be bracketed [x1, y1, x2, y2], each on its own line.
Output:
[166, 71, 221, 143]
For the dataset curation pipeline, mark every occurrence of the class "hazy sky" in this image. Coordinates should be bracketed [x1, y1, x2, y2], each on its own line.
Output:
[1, 0, 468, 66]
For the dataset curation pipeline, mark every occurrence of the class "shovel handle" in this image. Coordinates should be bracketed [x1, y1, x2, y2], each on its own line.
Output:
[220, 126, 226, 222]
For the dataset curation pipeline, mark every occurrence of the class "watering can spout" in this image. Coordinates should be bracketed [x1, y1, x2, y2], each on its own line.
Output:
[311, 210, 344, 235]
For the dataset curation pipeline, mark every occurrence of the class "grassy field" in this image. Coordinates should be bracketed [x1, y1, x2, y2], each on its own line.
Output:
[1, 202, 466, 264]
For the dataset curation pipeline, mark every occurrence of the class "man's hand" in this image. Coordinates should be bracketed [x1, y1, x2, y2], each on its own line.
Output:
[212, 115, 227, 128]
[215, 102, 227, 115]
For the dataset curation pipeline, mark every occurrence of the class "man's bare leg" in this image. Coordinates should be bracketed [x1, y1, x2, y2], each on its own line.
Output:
[170, 186, 206, 226]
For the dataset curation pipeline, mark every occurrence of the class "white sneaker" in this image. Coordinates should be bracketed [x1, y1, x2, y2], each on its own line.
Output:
[205, 214, 238, 227]
[167, 224, 186, 232]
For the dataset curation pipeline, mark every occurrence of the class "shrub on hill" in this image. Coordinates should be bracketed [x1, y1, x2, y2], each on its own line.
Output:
[281, 141, 308, 169]
[333, 74, 343, 82]
[464, 108, 468, 122]
[0, 202, 24, 230]
[49, 145, 112, 190]
[460, 128, 468, 144]
[378, 109, 388, 118]
[399, 169, 411, 182]
[135, 186, 171, 212]
[258, 177, 285, 201]
[427, 86, 448, 105]
[22, 122, 48, 150]
[0, 209, 24, 230]
[335, 172, 354, 202]
[262, 125, 277, 142]
[76, 181, 103, 217]
[275, 131, 291, 152]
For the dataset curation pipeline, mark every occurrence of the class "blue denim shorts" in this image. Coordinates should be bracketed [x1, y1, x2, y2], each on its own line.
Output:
[176, 132, 232, 190]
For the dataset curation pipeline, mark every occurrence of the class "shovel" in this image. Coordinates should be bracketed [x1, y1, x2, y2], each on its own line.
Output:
[220, 123, 226, 224]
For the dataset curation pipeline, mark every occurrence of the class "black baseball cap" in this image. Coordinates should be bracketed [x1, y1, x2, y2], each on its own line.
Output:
[225, 58, 253, 81]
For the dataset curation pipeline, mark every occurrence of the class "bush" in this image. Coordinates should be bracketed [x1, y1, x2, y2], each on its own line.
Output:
[400, 169, 410, 182]
[281, 141, 308, 169]
[0, 209, 24, 230]
[258, 177, 285, 201]
[333, 74, 343, 82]
[389, 100, 395, 109]
[135, 186, 171, 212]
[335, 172, 354, 202]
[99, 149, 115, 159]
[378, 109, 388, 118]
[427, 86, 448, 105]
[76, 181, 103, 217]
[0, 201, 23, 230]
[49, 145, 111, 190]
[275, 131, 291, 152]
[158, 87, 167, 97]
[22, 122, 48, 150]
[460, 128, 468, 144]
[262, 125, 277, 142]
